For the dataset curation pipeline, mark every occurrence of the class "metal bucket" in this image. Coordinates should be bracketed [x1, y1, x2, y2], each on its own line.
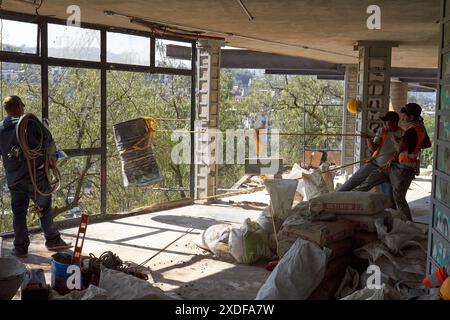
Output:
[113, 118, 162, 187]
[0, 257, 27, 300]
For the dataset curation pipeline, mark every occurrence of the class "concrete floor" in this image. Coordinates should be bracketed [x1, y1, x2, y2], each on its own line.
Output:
[1, 175, 432, 300]
[2, 203, 269, 300]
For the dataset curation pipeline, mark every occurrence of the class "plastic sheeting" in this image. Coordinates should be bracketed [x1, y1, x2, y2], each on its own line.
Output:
[256, 239, 330, 300]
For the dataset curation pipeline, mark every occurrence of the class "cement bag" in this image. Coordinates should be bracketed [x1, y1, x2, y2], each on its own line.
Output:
[320, 162, 335, 192]
[113, 118, 162, 187]
[194, 224, 233, 260]
[340, 285, 402, 300]
[99, 265, 171, 300]
[340, 211, 387, 233]
[302, 170, 329, 200]
[264, 179, 298, 220]
[354, 241, 427, 282]
[375, 218, 428, 254]
[309, 192, 391, 216]
[229, 218, 271, 264]
[256, 239, 330, 300]
[278, 216, 354, 248]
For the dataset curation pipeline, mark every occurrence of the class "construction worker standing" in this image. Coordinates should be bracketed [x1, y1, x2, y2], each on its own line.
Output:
[354, 103, 432, 220]
[0, 96, 71, 257]
[337, 111, 403, 207]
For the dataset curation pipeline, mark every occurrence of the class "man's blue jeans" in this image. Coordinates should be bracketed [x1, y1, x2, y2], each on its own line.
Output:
[9, 176, 60, 253]
[337, 162, 395, 208]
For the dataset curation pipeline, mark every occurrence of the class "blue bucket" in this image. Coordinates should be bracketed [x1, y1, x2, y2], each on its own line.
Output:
[50, 252, 72, 295]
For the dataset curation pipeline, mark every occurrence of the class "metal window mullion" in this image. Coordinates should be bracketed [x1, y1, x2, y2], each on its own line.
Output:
[40, 20, 48, 120]
[100, 28, 107, 214]
[190, 41, 197, 199]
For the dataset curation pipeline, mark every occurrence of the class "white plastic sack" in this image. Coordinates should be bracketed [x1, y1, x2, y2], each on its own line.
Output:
[51, 285, 108, 300]
[320, 162, 335, 192]
[340, 285, 402, 300]
[334, 266, 360, 300]
[354, 241, 427, 282]
[255, 239, 329, 300]
[194, 224, 233, 260]
[309, 192, 391, 216]
[264, 179, 298, 220]
[99, 265, 171, 300]
[229, 218, 271, 264]
[375, 218, 428, 254]
[302, 170, 329, 200]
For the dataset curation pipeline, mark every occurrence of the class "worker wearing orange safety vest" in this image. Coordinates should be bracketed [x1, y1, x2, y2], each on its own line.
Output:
[354, 103, 432, 220]
[338, 111, 403, 208]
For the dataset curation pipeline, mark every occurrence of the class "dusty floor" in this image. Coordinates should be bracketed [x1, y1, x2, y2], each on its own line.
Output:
[1, 176, 432, 300]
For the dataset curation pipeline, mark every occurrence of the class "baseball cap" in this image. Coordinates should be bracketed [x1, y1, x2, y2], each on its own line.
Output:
[400, 103, 422, 120]
[380, 111, 400, 122]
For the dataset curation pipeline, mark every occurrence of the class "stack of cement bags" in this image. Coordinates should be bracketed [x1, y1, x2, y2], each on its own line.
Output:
[309, 191, 389, 249]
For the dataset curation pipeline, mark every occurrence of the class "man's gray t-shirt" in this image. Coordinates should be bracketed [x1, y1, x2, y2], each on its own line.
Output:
[372, 128, 403, 167]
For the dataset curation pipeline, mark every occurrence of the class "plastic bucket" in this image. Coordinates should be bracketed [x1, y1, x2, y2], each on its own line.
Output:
[50, 252, 72, 295]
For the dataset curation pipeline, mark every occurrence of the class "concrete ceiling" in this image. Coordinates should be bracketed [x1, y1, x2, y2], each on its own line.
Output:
[2, 0, 441, 68]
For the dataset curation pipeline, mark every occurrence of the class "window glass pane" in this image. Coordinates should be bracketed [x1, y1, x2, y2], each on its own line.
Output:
[0, 62, 41, 116]
[0, 19, 37, 54]
[48, 24, 101, 61]
[440, 85, 450, 110]
[53, 156, 101, 218]
[436, 175, 450, 205]
[107, 71, 191, 213]
[156, 39, 191, 69]
[437, 145, 450, 175]
[48, 67, 100, 149]
[438, 115, 450, 142]
[107, 32, 150, 66]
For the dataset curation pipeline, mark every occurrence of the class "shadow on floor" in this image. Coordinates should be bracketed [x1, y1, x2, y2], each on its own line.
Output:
[150, 215, 223, 230]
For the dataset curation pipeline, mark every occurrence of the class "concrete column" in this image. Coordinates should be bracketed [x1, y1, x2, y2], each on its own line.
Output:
[194, 40, 223, 200]
[390, 81, 409, 129]
[341, 65, 358, 175]
[353, 41, 397, 170]
[390, 81, 408, 113]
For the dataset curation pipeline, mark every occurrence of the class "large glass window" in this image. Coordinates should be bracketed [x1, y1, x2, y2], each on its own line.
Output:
[0, 19, 38, 54]
[48, 67, 100, 149]
[107, 32, 150, 66]
[156, 39, 191, 69]
[48, 24, 101, 61]
[53, 156, 101, 219]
